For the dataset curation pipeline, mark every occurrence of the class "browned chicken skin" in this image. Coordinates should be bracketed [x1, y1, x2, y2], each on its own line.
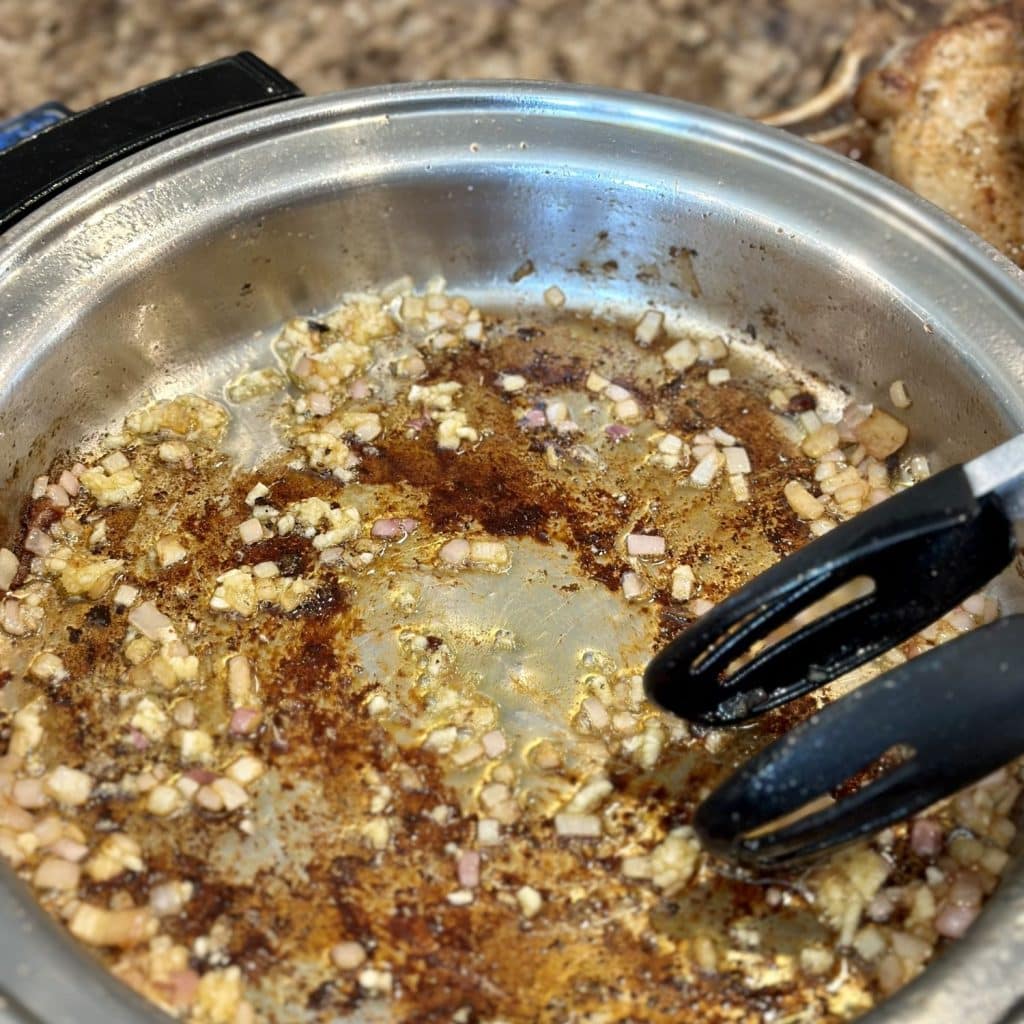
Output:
[857, 3, 1024, 265]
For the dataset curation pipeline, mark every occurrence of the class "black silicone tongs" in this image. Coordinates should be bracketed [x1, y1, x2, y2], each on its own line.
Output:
[692, 615, 1024, 869]
[643, 434, 1024, 867]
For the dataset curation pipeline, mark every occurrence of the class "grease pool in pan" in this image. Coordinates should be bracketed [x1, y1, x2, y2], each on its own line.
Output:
[0, 282, 1012, 1024]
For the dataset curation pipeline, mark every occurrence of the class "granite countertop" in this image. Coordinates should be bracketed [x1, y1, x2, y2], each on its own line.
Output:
[0, 0, 897, 121]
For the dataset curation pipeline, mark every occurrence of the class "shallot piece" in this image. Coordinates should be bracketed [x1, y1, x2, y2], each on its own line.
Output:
[308, 392, 332, 416]
[605, 424, 631, 441]
[195, 786, 222, 811]
[626, 534, 665, 557]
[372, 518, 419, 539]
[545, 401, 569, 426]
[149, 881, 191, 917]
[227, 654, 255, 706]
[866, 892, 895, 923]
[518, 408, 547, 430]
[12, 777, 48, 809]
[621, 572, 645, 601]
[910, 818, 944, 859]
[59, 470, 80, 496]
[349, 379, 370, 399]
[2, 598, 29, 636]
[498, 373, 527, 393]
[172, 700, 197, 728]
[166, 969, 200, 1007]
[457, 850, 481, 888]
[935, 902, 980, 939]
[128, 729, 150, 752]
[723, 447, 751, 475]
[947, 872, 984, 909]
[229, 707, 262, 736]
[49, 837, 89, 863]
[945, 608, 975, 634]
[26, 652, 63, 692]
[45, 484, 70, 508]
[439, 539, 470, 565]
[707, 427, 736, 446]
[690, 450, 725, 488]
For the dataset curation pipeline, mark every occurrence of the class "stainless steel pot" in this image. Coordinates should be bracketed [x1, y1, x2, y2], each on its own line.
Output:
[1, 61, 1024, 1024]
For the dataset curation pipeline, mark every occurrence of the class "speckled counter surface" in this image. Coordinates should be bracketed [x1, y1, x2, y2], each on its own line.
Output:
[0, 0, 937, 120]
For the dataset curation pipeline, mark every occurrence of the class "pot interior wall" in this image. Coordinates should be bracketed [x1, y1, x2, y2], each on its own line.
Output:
[2, 170, 1018, 527]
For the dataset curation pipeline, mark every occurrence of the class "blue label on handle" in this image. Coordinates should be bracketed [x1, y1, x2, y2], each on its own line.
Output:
[0, 103, 69, 153]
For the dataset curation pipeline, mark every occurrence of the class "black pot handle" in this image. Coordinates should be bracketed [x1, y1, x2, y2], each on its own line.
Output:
[0, 52, 302, 235]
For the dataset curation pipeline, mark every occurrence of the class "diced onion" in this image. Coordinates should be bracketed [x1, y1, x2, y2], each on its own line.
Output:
[69, 904, 154, 948]
[554, 813, 602, 838]
[634, 309, 664, 347]
[238, 518, 263, 545]
[477, 819, 501, 846]
[481, 730, 506, 758]
[128, 601, 175, 641]
[689, 450, 725, 488]
[59, 470, 80, 496]
[784, 480, 824, 520]
[33, 856, 81, 891]
[24, 528, 53, 556]
[889, 380, 912, 409]
[621, 572, 645, 601]
[45, 484, 70, 508]
[723, 447, 751, 475]
[581, 696, 610, 730]
[308, 392, 332, 416]
[0, 549, 17, 591]
[331, 941, 367, 970]
[543, 285, 566, 308]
